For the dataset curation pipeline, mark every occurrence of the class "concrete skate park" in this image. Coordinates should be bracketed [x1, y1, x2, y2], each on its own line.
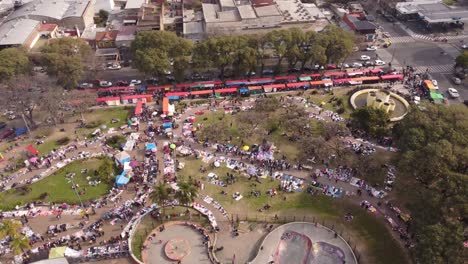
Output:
[249, 222, 357, 264]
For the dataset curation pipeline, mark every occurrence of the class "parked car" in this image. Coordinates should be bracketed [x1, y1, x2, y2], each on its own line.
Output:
[452, 77, 461, 85]
[130, 80, 142, 85]
[246, 71, 256, 76]
[99, 81, 112, 87]
[432, 79, 439, 89]
[462, 44, 468, 49]
[352, 62, 363, 68]
[0, 128, 14, 140]
[191, 72, 203, 80]
[288, 68, 300, 73]
[107, 63, 121, 70]
[326, 64, 337, 70]
[448, 88, 460, 98]
[364, 61, 374, 67]
[382, 32, 391, 38]
[360, 55, 371, 61]
[365, 45, 377, 51]
[116, 80, 129, 86]
[262, 69, 274, 75]
[338, 63, 350, 69]
[0, 122, 6, 129]
[78, 83, 93, 89]
[383, 14, 396, 23]
[375, 60, 386, 66]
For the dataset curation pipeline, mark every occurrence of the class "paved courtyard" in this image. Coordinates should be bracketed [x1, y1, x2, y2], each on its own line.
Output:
[145, 224, 211, 264]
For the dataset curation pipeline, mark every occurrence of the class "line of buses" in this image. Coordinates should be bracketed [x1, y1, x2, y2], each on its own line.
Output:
[90, 68, 404, 104]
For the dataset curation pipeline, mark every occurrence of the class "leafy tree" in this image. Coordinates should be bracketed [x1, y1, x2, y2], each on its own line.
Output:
[393, 104, 468, 264]
[150, 182, 171, 218]
[41, 38, 92, 88]
[0, 47, 30, 82]
[266, 29, 290, 73]
[132, 31, 193, 79]
[9, 233, 30, 255]
[248, 34, 270, 76]
[198, 122, 231, 142]
[319, 121, 350, 141]
[96, 158, 115, 184]
[0, 219, 21, 238]
[320, 25, 355, 64]
[455, 50, 468, 68]
[350, 106, 389, 136]
[298, 31, 327, 71]
[175, 181, 198, 205]
[254, 96, 279, 112]
[283, 28, 305, 69]
[69, 90, 97, 122]
[297, 136, 330, 165]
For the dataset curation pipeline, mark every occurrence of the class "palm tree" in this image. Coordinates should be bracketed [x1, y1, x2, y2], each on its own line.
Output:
[9, 233, 30, 255]
[176, 181, 199, 205]
[150, 182, 171, 218]
[0, 219, 21, 239]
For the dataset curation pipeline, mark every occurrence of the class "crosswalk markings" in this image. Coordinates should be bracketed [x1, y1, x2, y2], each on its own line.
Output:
[411, 64, 454, 74]
[388, 36, 415, 44]
[411, 33, 467, 42]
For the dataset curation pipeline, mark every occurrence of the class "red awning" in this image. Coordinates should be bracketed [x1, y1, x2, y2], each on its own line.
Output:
[274, 75, 296, 80]
[299, 73, 321, 78]
[381, 74, 403, 80]
[370, 68, 383, 73]
[191, 90, 213, 95]
[122, 94, 152, 100]
[200, 81, 223, 86]
[248, 86, 263, 90]
[99, 86, 134, 92]
[286, 82, 310, 88]
[176, 83, 193, 89]
[147, 85, 172, 91]
[323, 71, 346, 77]
[264, 84, 286, 89]
[226, 79, 248, 84]
[215, 88, 237, 93]
[333, 78, 352, 83]
[248, 78, 273, 82]
[96, 97, 120, 102]
[135, 101, 143, 115]
[165, 92, 189, 97]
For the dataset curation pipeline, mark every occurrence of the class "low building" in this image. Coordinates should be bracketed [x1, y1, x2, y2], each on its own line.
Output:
[136, 3, 164, 32]
[4, 0, 95, 30]
[95, 30, 118, 48]
[0, 19, 40, 49]
[343, 13, 376, 39]
[395, 1, 468, 25]
[201, 0, 327, 35]
[116, 25, 137, 48]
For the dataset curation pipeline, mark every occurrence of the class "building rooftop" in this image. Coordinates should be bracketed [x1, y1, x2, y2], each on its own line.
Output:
[125, 0, 146, 10]
[6, 0, 90, 22]
[96, 30, 118, 41]
[347, 14, 376, 31]
[396, 1, 468, 23]
[275, 0, 314, 21]
[219, 0, 236, 10]
[251, 0, 274, 7]
[38, 23, 58, 31]
[0, 19, 39, 46]
[237, 5, 257, 19]
[254, 4, 281, 17]
[203, 3, 240, 23]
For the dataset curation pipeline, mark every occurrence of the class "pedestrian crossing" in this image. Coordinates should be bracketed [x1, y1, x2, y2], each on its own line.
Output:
[388, 36, 415, 44]
[410, 33, 467, 42]
[411, 64, 454, 74]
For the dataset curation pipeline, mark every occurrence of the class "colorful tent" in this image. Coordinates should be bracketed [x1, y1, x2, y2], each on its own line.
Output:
[115, 151, 131, 165]
[134, 101, 143, 115]
[145, 143, 157, 152]
[26, 144, 39, 156]
[115, 171, 130, 187]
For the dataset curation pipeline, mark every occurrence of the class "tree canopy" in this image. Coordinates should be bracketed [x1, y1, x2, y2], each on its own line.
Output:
[393, 104, 468, 264]
[41, 37, 92, 88]
[455, 50, 468, 68]
[350, 106, 389, 137]
[0, 47, 30, 82]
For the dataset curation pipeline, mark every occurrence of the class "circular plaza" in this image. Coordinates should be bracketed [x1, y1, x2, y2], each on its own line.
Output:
[142, 222, 211, 264]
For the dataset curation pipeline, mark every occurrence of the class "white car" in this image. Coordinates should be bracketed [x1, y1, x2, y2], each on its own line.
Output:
[107, 64, 121, 70]
[164, 70, 172, 75]
[448, 88, 459, 98]
[99, 81, 112, 87]
[130, 80, 142, 85]
[360, 55, 371, 61]
[375, 60, 386, 66]
[432, 80, 439, 89]
[352, 62, 363, 68]
[462, 44, 468, 49]
[338, 63, 350, 68]
[382, 32, 391, 38]
[366, 46, 377, 51]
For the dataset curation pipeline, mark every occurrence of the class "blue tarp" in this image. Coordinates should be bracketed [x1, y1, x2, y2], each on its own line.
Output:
[145, 143, 156, 151]
[115, 171, 130, 187]
[163, 122, 172, 129]
[15, 127, 27, 136]
[239, 87, 249, 94]
[167, 96, 180, 100]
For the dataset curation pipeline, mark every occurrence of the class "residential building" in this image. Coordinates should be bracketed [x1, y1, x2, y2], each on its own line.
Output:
[0, 18, 40, 49]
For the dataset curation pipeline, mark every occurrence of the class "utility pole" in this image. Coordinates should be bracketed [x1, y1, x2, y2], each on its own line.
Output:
[21, 114, 31, 136]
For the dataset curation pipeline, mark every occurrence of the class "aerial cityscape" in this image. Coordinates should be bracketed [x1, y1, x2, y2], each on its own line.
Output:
[0, 0, 466, 263]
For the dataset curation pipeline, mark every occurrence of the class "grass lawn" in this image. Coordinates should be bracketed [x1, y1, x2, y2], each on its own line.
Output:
[131, 206, 211, 261]
[75, 107, 133, 137]
[0, 158, 113, 210]
[178, 157, 408, 264]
